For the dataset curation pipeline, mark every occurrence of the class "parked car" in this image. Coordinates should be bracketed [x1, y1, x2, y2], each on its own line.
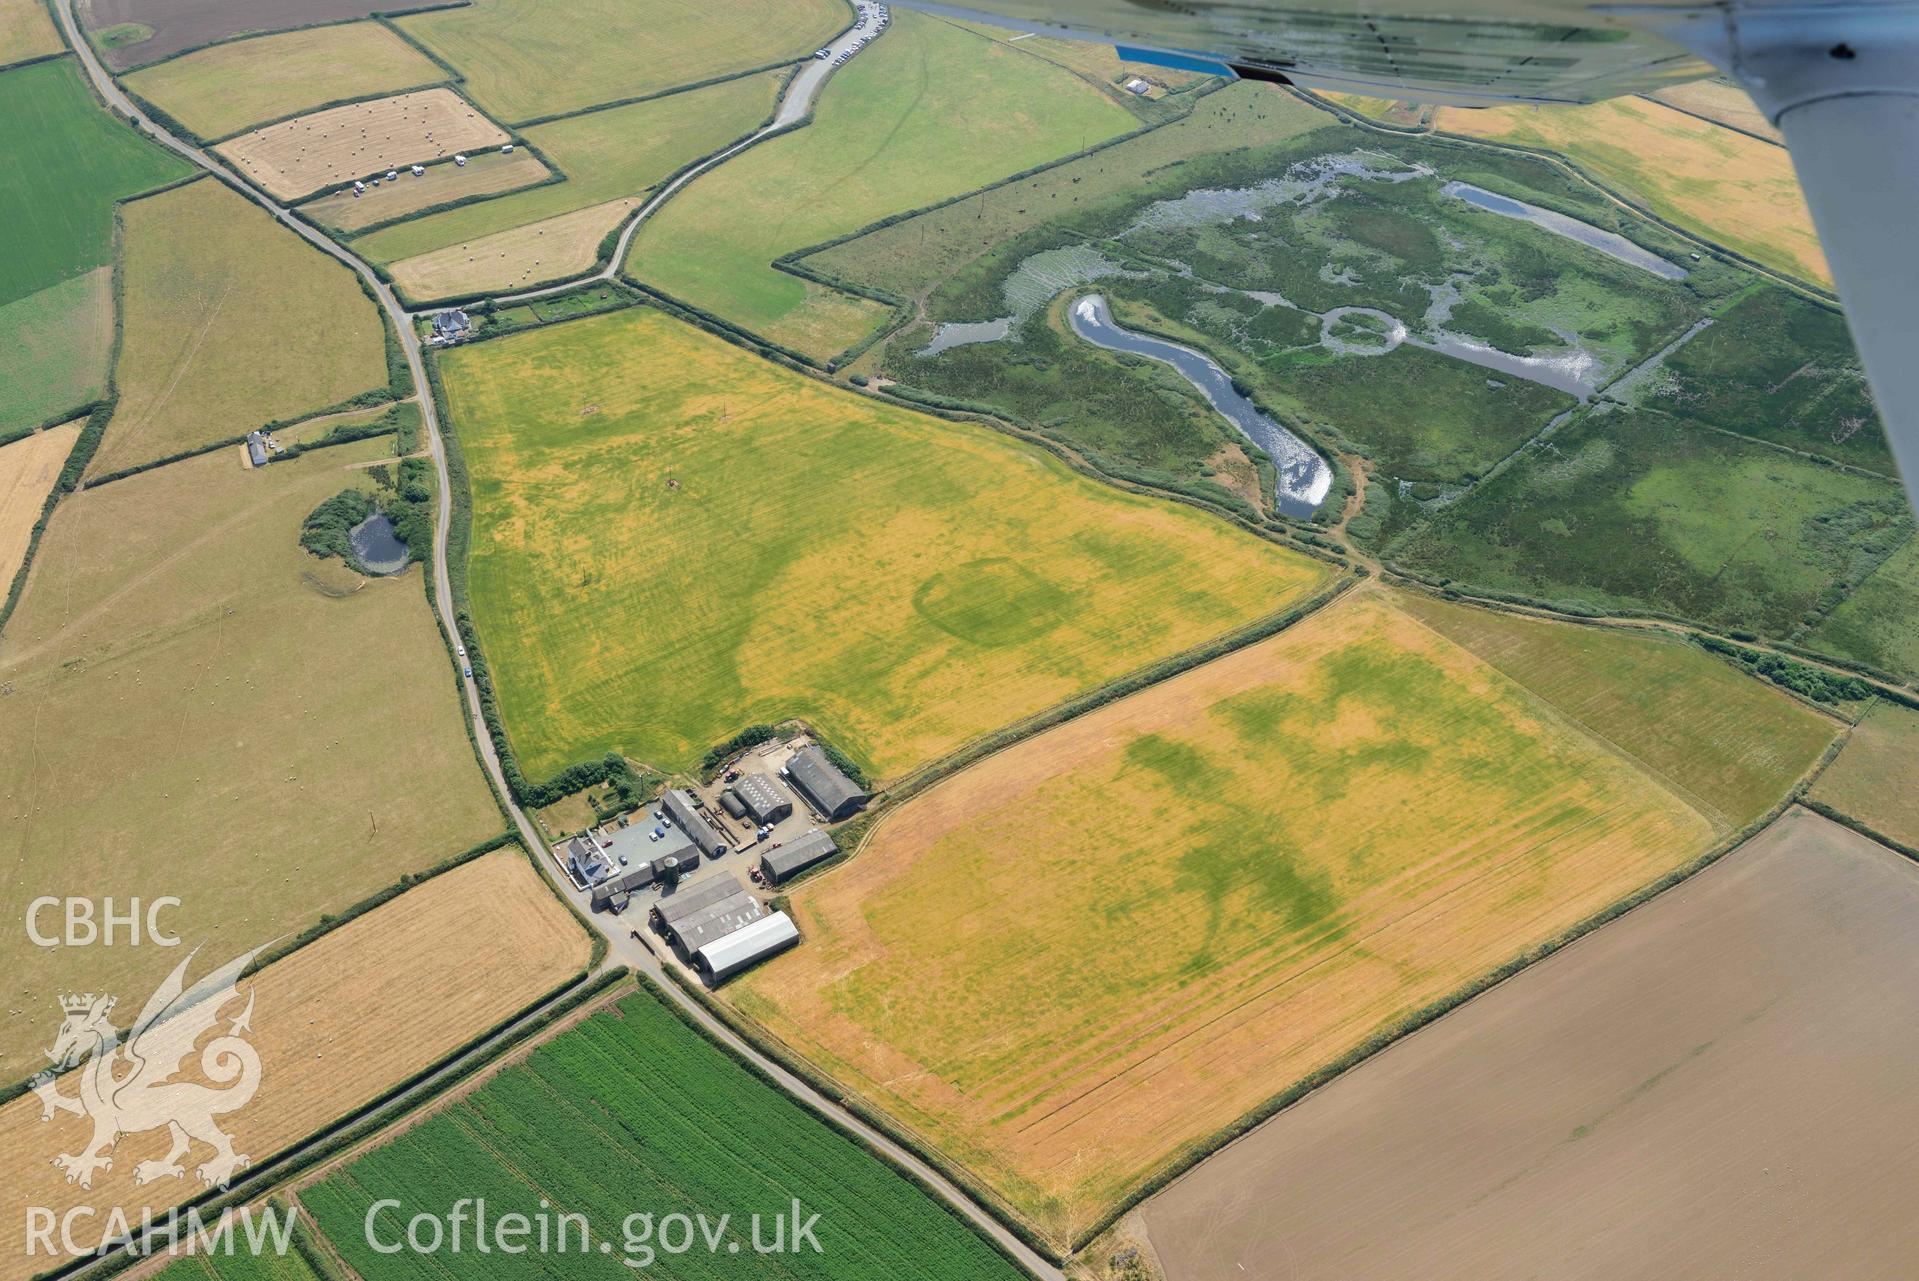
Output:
[815, 48, 830, 58]
[462, 665, 472, 678]
[456, 643, 466, 657]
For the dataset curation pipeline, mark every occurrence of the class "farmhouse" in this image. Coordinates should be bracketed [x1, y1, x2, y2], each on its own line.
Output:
[664, 787, 727, 857]
[565, 835, 613, 886]
[695, 912, 800, 983]
[783, 746, 868, 821]
[430, 308, 471, 344]
[760, 829, 837, 886]
[729, 773, 792, 826]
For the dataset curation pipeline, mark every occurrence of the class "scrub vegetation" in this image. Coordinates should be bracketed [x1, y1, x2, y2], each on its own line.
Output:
[1392, 408, 1911, 639]
[625, 10, 1140, 360]
[0, 851, 587, 1278]
[1436, 95, 1827, 286]
[300, 985, 1027, 1281]
[122, 22, 449, 140]
[0, 56, 190, 309]
[1649, 286, 1889, 472]
[394, 0, 844, 124]
[736, 589, 1820, 1237]
[0, 438, 501, 1077]
[1807, 535, 1919, 681]
[444, 307, 1327, 782]
[91, 179, 388, 477]
[827, 106, 1735, 516]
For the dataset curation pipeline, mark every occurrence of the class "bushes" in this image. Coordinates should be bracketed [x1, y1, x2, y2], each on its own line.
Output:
[1697, 635, 1874, 706]
[299, 488, 373, 562]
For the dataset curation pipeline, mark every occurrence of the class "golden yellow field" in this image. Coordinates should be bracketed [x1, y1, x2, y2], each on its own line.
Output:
[1647, 79, 1782, 143]
[0, 849, 588, 1279]
[735, 589, 1744, 1238]
[122, 21, 446, 139]
[449, 307, 1331, 779]
[217, 88, 510, 201]
[0, 436, 503, 1076]
[0, 420, 78, 588]
[388, 195, 637, 300]
[1437, 95, 1828, 285]
[301, 147, 550, 232]
[0, 0, 62, 67]
[88, 179, 386, 477]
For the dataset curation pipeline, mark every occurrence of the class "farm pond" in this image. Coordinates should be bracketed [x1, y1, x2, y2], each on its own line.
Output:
[348, 511, 409, 574]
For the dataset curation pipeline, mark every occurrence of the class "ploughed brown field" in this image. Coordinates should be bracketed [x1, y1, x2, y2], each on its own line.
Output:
[1136, 807, 1919, 1280]
[84, 0, 448, 69]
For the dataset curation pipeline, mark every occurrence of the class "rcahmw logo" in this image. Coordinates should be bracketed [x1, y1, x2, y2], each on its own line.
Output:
[33, 948, 263, 1191]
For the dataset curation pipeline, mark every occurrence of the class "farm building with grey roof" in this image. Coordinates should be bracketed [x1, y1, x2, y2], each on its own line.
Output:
[760, 830, 838, 886]
[784, 746, 868, 821]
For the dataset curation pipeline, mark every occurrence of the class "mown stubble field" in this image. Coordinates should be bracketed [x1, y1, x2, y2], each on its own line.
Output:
[217, 88, 509, 201]
[1137, 808, 1919, 1280]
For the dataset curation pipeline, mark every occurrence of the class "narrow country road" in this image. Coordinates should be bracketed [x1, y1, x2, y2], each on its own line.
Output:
[50, 5, 1061, 1277]
[476, 4, 885, 311]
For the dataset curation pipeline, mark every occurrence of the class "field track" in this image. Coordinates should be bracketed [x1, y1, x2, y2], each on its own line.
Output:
[1136, 808, 1919, 1279]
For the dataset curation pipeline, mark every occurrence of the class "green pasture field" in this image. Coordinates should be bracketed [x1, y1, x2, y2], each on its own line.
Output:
[624, 10, 1139, 360]
[353, 70, 782, 264]
[803, 84, 1322, 299]
[301, 985, 1025, 1281]
[1392, 407, 1913, 639]
[0, 268, 113, 431]
[1397, 593, 1839, 827]
[152, 1227, 326, 1281]
[1649, 286, 1890, 472]
[0, 437, 499, 1075]
[395, 0, 843, 124]
[736, 589, 1779, 1233]
[1805, 534, 1919, 680]
[91, 178, 388, 477]
[446, 307, 1328, 781]
[123, 22, 448, 140]
[0, 57, 189, 309]
[1811, 701, 1919, 849]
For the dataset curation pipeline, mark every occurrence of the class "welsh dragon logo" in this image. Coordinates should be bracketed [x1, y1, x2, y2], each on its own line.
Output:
[32, 949, 263, 1190]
